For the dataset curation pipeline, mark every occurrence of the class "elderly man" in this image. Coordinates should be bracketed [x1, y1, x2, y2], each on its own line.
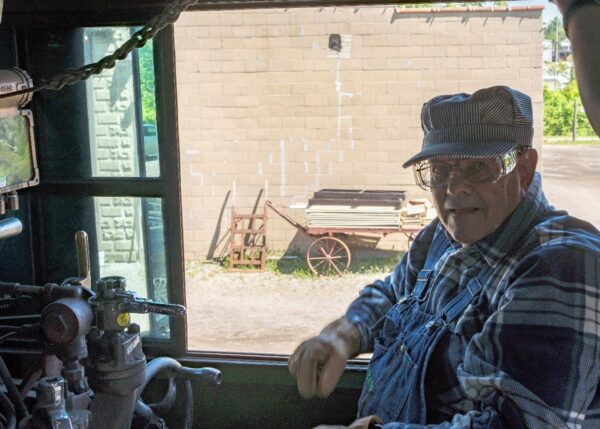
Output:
[289, 86, 600, 429]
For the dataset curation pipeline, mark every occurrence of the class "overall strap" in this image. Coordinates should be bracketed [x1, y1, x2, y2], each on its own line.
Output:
[441, 277, 483, 323]
[413, 226, 448, 301]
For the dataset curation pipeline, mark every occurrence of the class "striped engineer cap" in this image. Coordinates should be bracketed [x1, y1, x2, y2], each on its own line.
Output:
[402, 86, 534, 168]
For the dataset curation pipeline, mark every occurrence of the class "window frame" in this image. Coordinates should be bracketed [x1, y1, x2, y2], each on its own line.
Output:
[25, 24, 187, 357]
[9, 0, 499, 363]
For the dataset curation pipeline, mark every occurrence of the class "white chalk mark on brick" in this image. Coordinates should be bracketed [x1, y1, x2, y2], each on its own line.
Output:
[335, 60, 354, 142]
[280, 140, 286, 196]
[315, 152, 321, 188]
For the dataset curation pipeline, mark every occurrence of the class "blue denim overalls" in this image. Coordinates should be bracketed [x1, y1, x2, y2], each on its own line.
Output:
[357, 235, 485, 424]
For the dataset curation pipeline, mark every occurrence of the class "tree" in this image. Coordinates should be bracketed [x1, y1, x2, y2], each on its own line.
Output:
[544, 16, 566, 45]
[138, 39, 157, 124]
[544, 17, 567, 63]
[544, 81, 595, 137]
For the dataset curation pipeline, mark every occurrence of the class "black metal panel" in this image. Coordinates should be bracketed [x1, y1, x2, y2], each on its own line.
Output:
[0, 0, 452, 27]
[0, 194, 36, 284]
[39, 179, 168, 197]
[144, 356, 367, 428]
[0, 28, 17, 67]
[34, 194, 98, 284]
[21, 28, 101, 283]
[25, 28, 92, 180]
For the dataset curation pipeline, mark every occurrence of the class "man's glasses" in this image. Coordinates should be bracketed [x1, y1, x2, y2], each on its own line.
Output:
[413, 148, 523, 190]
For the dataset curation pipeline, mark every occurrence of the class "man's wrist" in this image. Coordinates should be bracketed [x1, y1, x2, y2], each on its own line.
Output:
[321, 317, 361, 358]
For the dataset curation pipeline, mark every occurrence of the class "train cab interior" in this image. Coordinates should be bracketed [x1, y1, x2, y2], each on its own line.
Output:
[0, 0, 557, 428]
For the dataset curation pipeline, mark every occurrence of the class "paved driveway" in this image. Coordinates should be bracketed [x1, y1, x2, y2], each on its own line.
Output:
[541, 144, 600, 229]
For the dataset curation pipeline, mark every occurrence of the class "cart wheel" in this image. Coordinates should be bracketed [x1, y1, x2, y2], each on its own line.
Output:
[307, 237, 351, 276]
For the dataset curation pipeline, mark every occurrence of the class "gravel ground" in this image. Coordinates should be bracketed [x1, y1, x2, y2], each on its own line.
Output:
[541, 144, 600, 228]
[185, 263, 381, 355]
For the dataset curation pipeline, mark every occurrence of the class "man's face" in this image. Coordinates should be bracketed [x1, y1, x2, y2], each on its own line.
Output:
[430, 150, 537, 245]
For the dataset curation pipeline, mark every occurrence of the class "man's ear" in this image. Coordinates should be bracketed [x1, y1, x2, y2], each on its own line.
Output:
[518, 148, 538, 191]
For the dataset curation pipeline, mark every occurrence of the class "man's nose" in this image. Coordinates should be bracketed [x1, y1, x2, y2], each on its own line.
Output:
[446, 170, 472, 195]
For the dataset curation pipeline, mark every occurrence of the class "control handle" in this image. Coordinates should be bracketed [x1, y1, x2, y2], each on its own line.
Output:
[123, 297, 186, 317]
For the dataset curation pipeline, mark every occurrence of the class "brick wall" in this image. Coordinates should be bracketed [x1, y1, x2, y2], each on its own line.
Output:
[174, 6, 544, 261]
[85, 28, 144, 263]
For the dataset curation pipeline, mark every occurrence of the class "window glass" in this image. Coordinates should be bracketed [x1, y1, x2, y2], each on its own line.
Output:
[96, 196, 169, 339]
[83, 28, 160, 178]
[172, 5, 589, 355]
[138, 39, 161, 177]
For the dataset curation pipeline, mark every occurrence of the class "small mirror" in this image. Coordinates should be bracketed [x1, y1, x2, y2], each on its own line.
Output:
[0, 111, 39, 194]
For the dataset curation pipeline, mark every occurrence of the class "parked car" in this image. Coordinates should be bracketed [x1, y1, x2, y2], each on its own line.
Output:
[142, 122, 158, 160]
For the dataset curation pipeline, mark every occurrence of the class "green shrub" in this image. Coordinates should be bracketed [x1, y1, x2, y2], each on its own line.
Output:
[544, 81, 596, 137]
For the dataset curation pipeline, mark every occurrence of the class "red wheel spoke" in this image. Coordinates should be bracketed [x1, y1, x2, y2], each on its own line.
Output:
[313, 259, 327, 270]
[330, 261, 343, 275]
[319, 246, 331, 258]
[307, 237, 351, 276]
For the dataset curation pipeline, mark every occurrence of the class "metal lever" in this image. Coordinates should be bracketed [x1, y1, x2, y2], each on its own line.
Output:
[172, 366, 222, 385]
[74, 231, 91, 288]
[90, 276, 186, 333]
[0, 217, 22, 240]
[123, 297, 186, 317]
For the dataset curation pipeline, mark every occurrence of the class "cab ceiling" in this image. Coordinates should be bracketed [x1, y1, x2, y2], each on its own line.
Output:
[2, 0, 491, 27]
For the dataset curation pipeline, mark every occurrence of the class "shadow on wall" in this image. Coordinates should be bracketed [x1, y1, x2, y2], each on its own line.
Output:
[207, 189, 266, 261]
[389, 9, 509, 25]
[206, 190, 231, 260]
[245, 188, 264, 247]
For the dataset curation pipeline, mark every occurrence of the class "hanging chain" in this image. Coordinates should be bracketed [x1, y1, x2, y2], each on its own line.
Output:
[0, 0, 197, 100]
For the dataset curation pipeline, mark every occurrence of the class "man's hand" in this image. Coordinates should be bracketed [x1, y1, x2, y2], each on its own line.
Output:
[288, 317, 360, 399]
[312, 426, 348, 429]
[312, 415, 384, 429]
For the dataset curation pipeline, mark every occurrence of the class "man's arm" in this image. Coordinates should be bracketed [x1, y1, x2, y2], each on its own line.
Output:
[339, 242, 600, 429]
[289, 261, 408, 399]
[555, 0, 600, 135]
[289, 220, 440, 399]
[345, 220, 439, 353]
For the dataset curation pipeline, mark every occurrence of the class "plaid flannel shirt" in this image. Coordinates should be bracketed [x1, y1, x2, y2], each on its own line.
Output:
[346, 173, 600, 428]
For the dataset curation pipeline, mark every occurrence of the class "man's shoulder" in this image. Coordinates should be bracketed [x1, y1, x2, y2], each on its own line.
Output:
[532, 212, 600, 255]
[502, 214, 600, 291]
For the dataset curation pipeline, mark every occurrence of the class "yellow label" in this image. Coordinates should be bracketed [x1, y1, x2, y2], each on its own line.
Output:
[117, 312, 130, 327]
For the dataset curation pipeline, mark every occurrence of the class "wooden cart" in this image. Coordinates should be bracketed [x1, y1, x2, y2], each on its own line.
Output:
[266, 190, 429, 276]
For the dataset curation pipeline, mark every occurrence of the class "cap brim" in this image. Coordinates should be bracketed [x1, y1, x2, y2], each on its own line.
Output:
[401, 141, 517, 168]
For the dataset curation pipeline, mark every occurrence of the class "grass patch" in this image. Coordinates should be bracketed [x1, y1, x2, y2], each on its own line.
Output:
[185, 259, 222, 276]
[267, 253, 403, 278]
[544, 138, 600, 145]
[185, 252, 404, 279]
